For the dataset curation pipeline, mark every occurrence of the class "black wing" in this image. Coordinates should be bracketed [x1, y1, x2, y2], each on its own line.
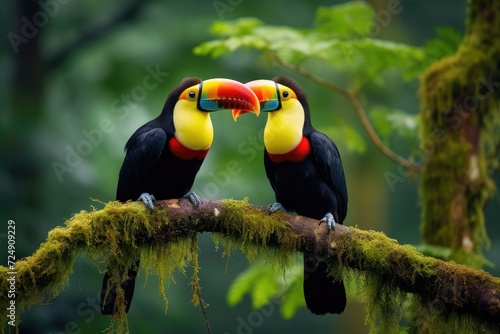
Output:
[263, 150, 277, 193]
[116, 126, 167, 201]
[309, 131, 348, 221]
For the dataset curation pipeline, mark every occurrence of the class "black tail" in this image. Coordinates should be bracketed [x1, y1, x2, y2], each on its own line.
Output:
[303, 254, 346, 315]
[100, 260, 139, 315]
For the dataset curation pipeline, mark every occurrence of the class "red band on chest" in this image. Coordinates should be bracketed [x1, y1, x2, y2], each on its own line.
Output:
[267, 136, 310, 163]
[169, 137, 209, 160]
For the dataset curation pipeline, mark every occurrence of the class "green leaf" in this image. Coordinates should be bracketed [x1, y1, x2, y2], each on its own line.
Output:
[319, 124, 367, 154]
[407, 27, 462, 77]
[194, 19, 305, 60]
[227, 257, 309, 318]
[251, 273, 279, 308]
[227, 261, 282, 308]
[347, 39, 425, 83]
[210, 17, 263, 36]
[194, 18, 264, 58]
[314, 2, 374, 36]
[279, 264, 305, 319]
[370, 106, 419, 140]
[424, 27, 462, 62]
[227, 263, 265, 306]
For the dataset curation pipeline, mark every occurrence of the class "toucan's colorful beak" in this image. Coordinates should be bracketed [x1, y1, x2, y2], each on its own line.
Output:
[232, 80, 280, 121]
[198, 78, 260, 116]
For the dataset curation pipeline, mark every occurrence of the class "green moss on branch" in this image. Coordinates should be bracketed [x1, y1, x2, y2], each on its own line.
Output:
[1, 199, 499, 333]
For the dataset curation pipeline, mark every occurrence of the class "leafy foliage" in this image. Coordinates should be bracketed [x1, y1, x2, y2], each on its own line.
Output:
[319, 124, 367, 154]
[314, 2, 374, 36]
[194, 3, 425, 86]
[227, 259, 305, 319]
[370, 106, 419, 142]
[422, 27, 463, 65]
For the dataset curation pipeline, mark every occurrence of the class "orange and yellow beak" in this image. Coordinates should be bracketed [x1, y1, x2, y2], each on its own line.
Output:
[198, 78, 260, 116]
[232, 80, 280, 121]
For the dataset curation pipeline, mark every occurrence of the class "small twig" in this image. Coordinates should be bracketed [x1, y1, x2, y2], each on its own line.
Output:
[190, 236, 211, 334]
[347, 90, 422, 174]
[274, 57, 422, 174]
[197, 294, 211, 334]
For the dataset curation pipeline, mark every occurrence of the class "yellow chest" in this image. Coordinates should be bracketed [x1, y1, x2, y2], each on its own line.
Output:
[264, 101, 304, 154]
[173, 101, 214, 150]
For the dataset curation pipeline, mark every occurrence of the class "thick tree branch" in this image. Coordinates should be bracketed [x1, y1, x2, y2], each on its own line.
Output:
[1, 198, 499, 328]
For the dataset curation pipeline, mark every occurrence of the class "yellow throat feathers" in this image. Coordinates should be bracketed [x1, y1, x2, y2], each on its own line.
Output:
[173, 99, 214, 150]
[264, 99, 305, 154]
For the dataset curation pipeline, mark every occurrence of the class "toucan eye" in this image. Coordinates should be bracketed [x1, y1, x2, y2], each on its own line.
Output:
[188, 91, 196, 99]
[282, 90, 290, 99]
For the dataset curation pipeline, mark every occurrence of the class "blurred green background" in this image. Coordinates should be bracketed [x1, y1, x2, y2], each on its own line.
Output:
[2, 0, 499, 333]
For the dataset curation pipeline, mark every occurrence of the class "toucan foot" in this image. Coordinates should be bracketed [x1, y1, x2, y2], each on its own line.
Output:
[138, 193, 156, 212]
[184, 191, 201, 208]
[320, 212, 336, 230]
[269, 202, 287, 214]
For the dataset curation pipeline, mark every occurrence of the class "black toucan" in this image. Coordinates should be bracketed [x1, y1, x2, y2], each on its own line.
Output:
[233, 76, 348, 315]
[100, 77, 260, 315]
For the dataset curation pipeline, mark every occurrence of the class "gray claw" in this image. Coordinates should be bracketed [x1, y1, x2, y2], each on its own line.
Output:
[320, 212, 336, 230]
[138, 192, 156, 212]
[269, 202, 286, 214]
[184, 191, 201, 208]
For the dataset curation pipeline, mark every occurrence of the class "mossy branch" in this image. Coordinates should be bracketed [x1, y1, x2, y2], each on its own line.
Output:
[2, 198, 499, 329]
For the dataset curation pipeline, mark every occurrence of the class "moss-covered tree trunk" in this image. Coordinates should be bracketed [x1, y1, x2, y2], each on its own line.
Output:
[420, 0, 500, 265]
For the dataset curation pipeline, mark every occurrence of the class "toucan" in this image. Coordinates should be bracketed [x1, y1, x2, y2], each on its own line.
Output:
[100, 77, 260, 315]
[233, 76, 348, 315]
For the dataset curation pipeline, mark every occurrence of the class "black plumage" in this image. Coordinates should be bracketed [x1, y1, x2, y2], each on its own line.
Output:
[264, 76, 348, 315]
[100, 77, 207, 315]
[115, 79, 206, 203]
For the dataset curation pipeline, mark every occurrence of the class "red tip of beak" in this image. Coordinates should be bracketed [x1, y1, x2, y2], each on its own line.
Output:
[232, 109, 254, 121]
